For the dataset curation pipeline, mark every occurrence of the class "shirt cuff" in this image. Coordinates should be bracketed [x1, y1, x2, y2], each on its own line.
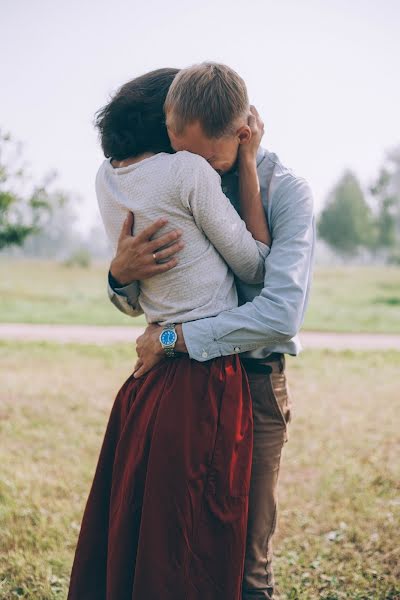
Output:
[182, 318, 255, 361]
[182, 319, 222, 361]
[108, 270, 139, 300]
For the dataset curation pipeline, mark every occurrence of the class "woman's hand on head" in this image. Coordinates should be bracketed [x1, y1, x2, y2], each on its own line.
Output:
[239, 105, 265, 163]
[110, 212, 184, 286]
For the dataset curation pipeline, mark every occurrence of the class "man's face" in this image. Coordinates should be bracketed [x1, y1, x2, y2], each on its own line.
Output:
[166, 118, 243, 175]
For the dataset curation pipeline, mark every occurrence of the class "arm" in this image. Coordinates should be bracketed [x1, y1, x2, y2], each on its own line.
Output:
[133, 176, 314, 378]
[238, 156, 270, 246]
[181, 177, 315, 361]
[238, 106, 271, 246]
[106, 214, 184, 317]
[179, 154, 269, 284]
[96, 176, 144, 317]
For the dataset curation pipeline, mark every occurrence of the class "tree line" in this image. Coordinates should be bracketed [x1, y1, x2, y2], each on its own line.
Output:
[318, 148, 400, 263]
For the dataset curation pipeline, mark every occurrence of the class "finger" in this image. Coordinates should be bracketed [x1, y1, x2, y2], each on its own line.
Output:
[133, 363, 148, 378]
[249, 105, 264, 130]
[250, 105, 260, 118]
[135, 218, 169, 244]
[150, 258, 179, 275]
[147, 229, 183, 253]
[152, 240, 184, 262]
[133, 359, 143, 373]
[247, 113, 256, 132]
[119, 211, 134, 241]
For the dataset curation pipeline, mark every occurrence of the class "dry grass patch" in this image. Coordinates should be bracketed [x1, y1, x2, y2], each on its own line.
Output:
[0, 342, 399, 599]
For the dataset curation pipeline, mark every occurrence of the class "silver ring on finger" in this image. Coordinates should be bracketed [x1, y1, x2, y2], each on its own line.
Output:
[152, 252, 157, 262]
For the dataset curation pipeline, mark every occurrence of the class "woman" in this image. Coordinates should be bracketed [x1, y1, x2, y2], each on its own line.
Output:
[68, 67, 270, 600]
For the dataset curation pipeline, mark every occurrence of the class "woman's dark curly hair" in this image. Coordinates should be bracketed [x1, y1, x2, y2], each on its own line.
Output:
[95, 68, 180, 160]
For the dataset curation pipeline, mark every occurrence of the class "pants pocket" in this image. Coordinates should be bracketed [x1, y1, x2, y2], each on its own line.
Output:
[267, 369, 292, 442]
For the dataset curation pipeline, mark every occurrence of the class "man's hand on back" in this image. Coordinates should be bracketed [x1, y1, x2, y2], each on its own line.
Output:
[110, 211, 184, 286]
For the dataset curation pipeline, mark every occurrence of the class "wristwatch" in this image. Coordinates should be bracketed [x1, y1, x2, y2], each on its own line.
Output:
[159, 323, 178, 358]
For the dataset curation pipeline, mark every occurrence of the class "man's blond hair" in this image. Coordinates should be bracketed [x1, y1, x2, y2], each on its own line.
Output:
[164, 62, 249, 138]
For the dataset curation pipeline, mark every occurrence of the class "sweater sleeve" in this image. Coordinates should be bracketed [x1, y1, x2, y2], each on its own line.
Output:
[96, 165, 143, 317]
[176, 152, 269, 284]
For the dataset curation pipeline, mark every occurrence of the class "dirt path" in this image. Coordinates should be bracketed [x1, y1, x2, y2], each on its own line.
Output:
[1, 323, 400, 350]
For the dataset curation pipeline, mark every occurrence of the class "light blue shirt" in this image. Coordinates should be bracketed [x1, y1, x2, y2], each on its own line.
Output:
[108, 147, 316, 361]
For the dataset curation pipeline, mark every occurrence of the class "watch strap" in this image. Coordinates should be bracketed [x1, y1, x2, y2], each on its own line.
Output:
[160, 323, 177, 358]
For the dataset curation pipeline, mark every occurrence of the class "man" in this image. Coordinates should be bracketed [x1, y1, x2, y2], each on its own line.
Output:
[106, 62, 315, 599]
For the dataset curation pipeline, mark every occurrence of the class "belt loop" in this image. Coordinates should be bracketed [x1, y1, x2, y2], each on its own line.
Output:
[280, 354, 285, 373]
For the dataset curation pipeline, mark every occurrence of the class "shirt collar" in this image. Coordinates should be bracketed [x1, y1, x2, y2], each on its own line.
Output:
[256, 145, 267, 166]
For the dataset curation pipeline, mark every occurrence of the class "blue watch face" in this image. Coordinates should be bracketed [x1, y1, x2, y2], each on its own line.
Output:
[160, 329, 177, 346]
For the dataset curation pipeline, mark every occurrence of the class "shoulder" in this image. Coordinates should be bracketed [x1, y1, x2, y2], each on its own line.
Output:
[172, 151, 221, 202]
[95, 159, 111, 185]
[173, 151, 220, 180]
[261, 150, 314, 216]
[95, 159, 113, 204]
[277, 176, 314, 216]
[172, 150, 209, 168]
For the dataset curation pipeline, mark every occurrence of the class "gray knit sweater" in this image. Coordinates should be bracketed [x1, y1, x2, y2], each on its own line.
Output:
[96, 151, 269, 325]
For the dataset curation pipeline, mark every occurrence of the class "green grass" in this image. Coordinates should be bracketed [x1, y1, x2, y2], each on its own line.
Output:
[1, 259, 400, 332]
[0, 258, 146, 327]
[303, 266, 400, 333]
[0, 342, 399, 599]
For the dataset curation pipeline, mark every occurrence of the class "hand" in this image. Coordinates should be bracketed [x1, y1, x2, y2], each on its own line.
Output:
[133, 324, 187, 378]
[133, 324, 165, 378]
[239, 105, 265, 163]
[110, 212, 184, 286]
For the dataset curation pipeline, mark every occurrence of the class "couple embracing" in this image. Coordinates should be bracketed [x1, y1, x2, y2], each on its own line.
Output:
[68, 62, 315, 600]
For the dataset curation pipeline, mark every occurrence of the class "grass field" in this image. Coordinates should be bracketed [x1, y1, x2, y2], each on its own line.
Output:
[0, 258, 138, 327]
[1, 259, 400, 333]
[0, 342, 399, 599]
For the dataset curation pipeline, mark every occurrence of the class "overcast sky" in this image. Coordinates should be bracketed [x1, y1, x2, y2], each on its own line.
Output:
[2, 0, 399, 232]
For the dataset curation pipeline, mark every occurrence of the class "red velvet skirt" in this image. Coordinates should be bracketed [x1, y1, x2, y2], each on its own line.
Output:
[67, 355, 253, 600]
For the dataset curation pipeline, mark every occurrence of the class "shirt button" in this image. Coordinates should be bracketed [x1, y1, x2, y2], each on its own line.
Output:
[234, 346, 240, 352]
[202, 351, 208, 358]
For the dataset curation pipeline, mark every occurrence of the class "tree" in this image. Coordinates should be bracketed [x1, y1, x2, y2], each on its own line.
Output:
[370, 168, 396, 250]
[0, 130, 52, 250]
[370, 146, 400, 253]
[20, 191, 83, 259]
[318, 171, 374, 256]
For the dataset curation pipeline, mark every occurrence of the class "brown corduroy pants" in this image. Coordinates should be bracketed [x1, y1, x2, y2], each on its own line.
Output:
[242, 354, 292, 600]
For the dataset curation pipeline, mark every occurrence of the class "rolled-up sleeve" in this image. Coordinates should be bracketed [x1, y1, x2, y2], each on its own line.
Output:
[182, 177, 315, 361]
[107, 271, 143, 317]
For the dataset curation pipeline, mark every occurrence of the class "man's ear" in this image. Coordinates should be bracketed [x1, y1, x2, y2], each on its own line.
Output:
[237, 124, 251, 145]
